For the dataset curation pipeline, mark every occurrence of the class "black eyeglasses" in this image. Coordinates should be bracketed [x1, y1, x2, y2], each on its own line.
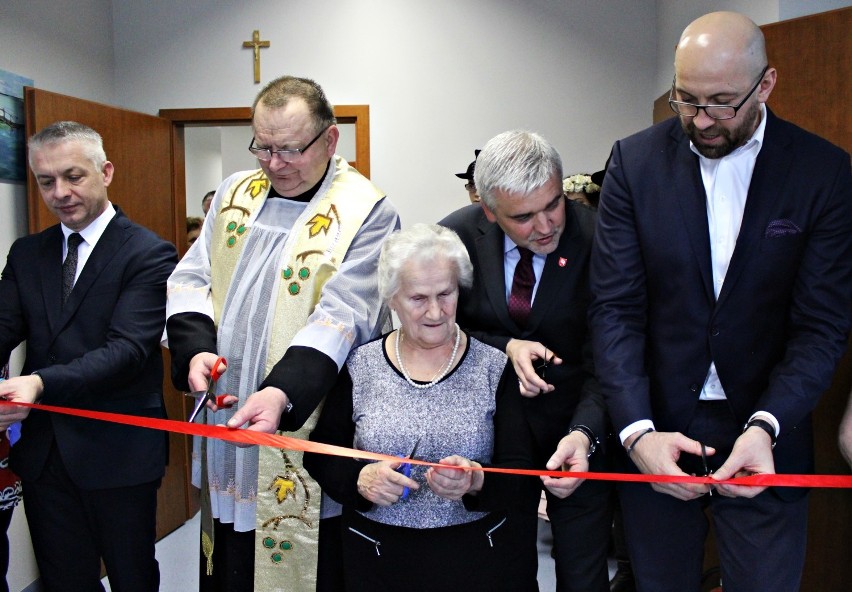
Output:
[248, 126, 329, 162]
[668, 65, 768, 121]
[464, 182, 476, 191]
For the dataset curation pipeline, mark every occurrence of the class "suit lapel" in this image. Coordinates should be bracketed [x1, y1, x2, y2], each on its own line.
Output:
[671, 127, 715, 303]
[39, 227, 65, 336]
[716, 111, 792, 309]
[473, 214, 517, 329]
[56, 213, 131, 332]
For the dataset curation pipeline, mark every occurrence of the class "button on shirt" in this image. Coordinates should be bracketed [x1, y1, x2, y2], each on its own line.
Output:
[695, 106, 766, 402]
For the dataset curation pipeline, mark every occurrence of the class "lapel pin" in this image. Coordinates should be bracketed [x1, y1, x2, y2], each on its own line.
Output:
[558, 257, 568, 267]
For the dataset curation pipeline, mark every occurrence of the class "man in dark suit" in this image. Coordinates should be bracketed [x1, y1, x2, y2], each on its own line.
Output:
[590, 12, 852, 592]
[0, 121, 178, 591]
[440, 130, 610, 592]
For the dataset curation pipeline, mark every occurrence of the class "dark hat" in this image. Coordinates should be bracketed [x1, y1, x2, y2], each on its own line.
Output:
[590, 151, 612, 187]
[455, 149, 481, 181]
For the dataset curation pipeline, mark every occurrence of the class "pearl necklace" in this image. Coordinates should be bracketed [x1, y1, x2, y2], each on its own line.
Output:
[394, 324, 461, 389]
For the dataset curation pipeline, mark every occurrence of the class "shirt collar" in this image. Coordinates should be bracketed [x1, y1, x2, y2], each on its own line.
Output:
[502, 235, 544, 259]
[61, 202, 117, 246]
[503, 235, 521, 256]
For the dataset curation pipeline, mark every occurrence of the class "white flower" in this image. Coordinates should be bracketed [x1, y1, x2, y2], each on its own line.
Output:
[563, 174, 600, 194]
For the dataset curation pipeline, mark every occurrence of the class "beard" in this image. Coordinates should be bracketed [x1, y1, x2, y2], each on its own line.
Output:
[682, 101, 761, 159]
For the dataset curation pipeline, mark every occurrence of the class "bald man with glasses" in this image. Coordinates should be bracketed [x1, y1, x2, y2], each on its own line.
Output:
[590, 11, 852, 592]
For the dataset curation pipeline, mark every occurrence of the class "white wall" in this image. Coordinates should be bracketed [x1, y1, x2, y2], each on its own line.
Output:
[0, 0, 116, 104]
[0, 1, 847, 590]
[184, 127, 225, 219]
[111, 0, 657, 226]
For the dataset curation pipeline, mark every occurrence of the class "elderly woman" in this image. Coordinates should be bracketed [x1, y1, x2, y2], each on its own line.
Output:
[304, 223, 534, 591]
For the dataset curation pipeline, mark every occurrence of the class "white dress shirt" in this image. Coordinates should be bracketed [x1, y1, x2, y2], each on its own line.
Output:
[620, 105, 779, 443]
[61, 203, 117, 285]
[503, 236, 545, 304]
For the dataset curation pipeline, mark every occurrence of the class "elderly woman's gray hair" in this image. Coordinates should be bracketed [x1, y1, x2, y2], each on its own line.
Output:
[378, 223, 473, 302]
[474, 130, 563, 211]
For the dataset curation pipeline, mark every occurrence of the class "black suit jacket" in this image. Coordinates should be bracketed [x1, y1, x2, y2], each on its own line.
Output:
[0, 208, 178, 489]
[439, 200, 606, 462]
[590, 109, 852, 478]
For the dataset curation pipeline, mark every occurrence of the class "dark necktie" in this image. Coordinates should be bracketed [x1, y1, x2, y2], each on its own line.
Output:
[62, 233, 83, 305]
[508, 247, 535, 328]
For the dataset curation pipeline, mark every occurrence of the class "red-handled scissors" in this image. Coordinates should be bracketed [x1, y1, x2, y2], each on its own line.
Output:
[187, 356, 231, 423]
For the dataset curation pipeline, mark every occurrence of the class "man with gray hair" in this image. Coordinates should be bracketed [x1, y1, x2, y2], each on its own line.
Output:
[0, 120, 177, 590]
[439, 130, 610, 592]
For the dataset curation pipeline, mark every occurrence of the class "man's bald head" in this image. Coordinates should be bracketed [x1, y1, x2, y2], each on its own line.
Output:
[676, 11, 767, 82]
[669, 11, 776, 159]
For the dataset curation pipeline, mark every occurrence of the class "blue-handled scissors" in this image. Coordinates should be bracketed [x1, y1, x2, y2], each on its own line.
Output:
[398, 437, 421, 500]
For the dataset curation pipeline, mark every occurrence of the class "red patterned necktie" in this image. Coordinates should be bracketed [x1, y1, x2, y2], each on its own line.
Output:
[508, 247, 535, 328]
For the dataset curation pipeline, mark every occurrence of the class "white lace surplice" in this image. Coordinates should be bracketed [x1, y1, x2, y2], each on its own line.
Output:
[200, 199, 304, 531]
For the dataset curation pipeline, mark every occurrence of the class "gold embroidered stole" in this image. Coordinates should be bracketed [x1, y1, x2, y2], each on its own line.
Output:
[210, 158, 383, 590]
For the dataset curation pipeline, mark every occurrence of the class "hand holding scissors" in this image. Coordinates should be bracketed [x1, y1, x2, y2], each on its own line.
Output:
[186, 356, 232, 423]
[397, 437, 421, 500]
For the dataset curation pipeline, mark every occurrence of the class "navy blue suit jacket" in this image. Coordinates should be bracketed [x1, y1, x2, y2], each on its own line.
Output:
[0, 209, 178, 489]
[590, 109, 852, 479]
[440, 200, 606, 461]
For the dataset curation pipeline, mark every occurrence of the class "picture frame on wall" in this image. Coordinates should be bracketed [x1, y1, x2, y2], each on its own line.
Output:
[0, 69, 33, 183]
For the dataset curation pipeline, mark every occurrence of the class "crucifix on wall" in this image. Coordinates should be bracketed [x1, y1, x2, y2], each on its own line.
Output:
[242, 30, 270, 84]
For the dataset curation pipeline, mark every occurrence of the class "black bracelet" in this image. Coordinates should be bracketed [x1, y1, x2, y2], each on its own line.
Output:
[744, 418, 777, 449]
[626, 427, 654, 456]
[568, 424, 599, 458]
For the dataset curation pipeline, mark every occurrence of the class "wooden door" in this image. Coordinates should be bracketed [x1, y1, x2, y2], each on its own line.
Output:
[24, 87, 192, 540]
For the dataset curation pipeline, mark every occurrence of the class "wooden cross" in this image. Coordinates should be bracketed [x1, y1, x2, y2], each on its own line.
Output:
[242, 30, 270, 84]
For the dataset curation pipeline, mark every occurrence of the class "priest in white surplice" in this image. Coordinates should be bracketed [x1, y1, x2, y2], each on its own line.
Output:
[165, 76, 399, 592]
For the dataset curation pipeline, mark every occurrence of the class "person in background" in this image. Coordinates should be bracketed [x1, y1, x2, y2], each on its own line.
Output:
[201, 190, 215, 215]
[456, 149, 481, 203]
[165, 75, 400, 592]
[0, 121, 177, 591]
[186, 216, 203, 250]
[304, 223, 535, 591]
[590, 12, 852, 591]
[440, 130, 611, 592]
[562, 173, 602, 209]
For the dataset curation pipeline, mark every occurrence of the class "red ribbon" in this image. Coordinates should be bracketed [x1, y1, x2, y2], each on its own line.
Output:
[3, 400, 851, 489]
